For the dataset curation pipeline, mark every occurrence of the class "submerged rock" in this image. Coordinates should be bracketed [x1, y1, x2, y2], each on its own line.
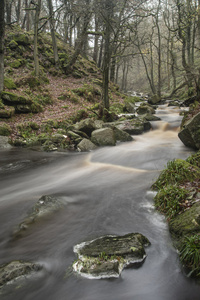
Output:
[73, 233, 150, 279]
[0, 260, 42, 289]
[13, 195, 65, 238]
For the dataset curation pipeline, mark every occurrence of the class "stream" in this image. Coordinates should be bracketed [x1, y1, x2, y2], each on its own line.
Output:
[1, 104, 200, 300]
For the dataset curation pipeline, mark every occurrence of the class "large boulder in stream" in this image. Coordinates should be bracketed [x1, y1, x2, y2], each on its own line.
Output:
[72, 118, 98, 136]
[178, 112, 200, 149]
[113, 127, 134, 142]
[13, 195, 65, 238]
[136, 103, 155, 115]
[77, 138, 97, 152]
[73, 233, 150, 279]
[115, 118, 151, 135]
[0, 136, 12, 149]
[0, 260, 42, 289]
[91, 128, 116, 146]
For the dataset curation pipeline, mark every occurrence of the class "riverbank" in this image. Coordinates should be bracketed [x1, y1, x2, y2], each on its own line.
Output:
[152, 151, 200, 280]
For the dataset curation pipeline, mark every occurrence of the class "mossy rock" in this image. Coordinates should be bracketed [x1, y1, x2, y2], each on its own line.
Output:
[9, 60, 22, 68]
[0, 123, 12, 136]
[0, 99, 4, 109]
[1, 91, 32, 105]
[11, 33, 31, 46]
[8, 39, 18, 50]
[169, 202, 200, 238]
[4, 77, 17, 89]
[73, 233, 150, 279]
[0, 106, 15, 118]
[125, 95, 141, 104]
[0, 260, 42, 289]
[16, 75, 40, 88]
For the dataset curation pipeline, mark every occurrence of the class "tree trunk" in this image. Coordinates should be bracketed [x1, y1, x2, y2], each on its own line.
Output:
[0, 0, 5, 93]
[102, 0, 114, 109]
[98, 36, 103, 68]
[93, 15, 99, 62]
[16, 0, 21, 24]
[65, 17, 90, 72]
[33, 0, 41, 77]
[110, 55, 116, 82]
[47, 0, 59, 66]
[5, 0, 12, 24]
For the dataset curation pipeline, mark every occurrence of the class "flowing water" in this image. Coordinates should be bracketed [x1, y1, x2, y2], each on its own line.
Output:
[0, 105, 200, 300]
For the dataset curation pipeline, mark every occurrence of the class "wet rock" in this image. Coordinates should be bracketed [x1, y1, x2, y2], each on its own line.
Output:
[73, 233, 150, 279]
[13, 195, 65, 238]
[0, 260, 42, 289]
[115, 119, 151, 135]
[0, 136, 12, 149]
[178, 112, 200, 149]
[136, 104, 155, 115]
[77, 138, 97, 152]
[124, 101, 136, 113]
[91, 128, 116, 146]
[168, 101, 180, 107]
[143, 114, 161, 121]
[113, 127, 133, 142]
[148, 94, 161, 105]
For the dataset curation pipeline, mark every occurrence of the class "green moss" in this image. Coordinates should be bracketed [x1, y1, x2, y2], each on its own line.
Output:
[10, 60, 21, 68]
[0, 99, 4, 109]
[4, 77, 17, 89]
[110, 103, 124, 114]
[11, 33, 30, 46]
[58, 90, 79, 104]
[8, 40, 18, 50]
[72, 84, 101, 102]
[125, 95, 141, 104]
[0, 123, 12, 136]
[1, 91, 31, 104]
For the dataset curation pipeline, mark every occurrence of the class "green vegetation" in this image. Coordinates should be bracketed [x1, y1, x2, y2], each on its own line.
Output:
[4, 77, 16, 89]
[72, 84, 101, 102]
[152, 159, 199, 190]
[179, 234, 200, 277]
[154, 185, 189, 219]
[186, 151, 200, 168]
[0, 123, 12, 136]
[152, 153, 200, 278]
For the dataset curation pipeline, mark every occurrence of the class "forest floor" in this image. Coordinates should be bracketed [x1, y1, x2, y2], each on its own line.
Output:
[1, 73, 121, 141]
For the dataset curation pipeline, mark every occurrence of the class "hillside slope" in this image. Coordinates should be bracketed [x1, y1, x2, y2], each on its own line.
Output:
[0, 26, 126, 145]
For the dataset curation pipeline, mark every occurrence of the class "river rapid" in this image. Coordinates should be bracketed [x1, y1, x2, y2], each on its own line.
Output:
[0, 105, 200, 300]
